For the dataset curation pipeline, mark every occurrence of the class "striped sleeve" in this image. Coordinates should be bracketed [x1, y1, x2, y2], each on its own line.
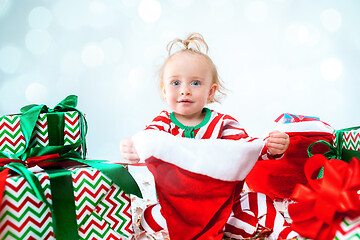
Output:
[220, 115, 253, 141]
[220, 115, 278, 160]
[145, 111, 171, 133]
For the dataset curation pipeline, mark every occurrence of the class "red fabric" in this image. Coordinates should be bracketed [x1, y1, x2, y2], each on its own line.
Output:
[288, 155, 360, 240]
[146, 157, 238, 240]
[246, 132, 333, 199]
[0, 168, 9, 207]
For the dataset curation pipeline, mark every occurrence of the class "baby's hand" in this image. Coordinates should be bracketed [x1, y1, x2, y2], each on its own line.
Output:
[120, 137, 140, 164]
[265, 130, 290, 156]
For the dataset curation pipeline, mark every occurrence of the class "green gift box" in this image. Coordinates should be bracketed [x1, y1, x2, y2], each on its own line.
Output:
[333, 126, 360, 162]
[0, 95, 87, 160]
[0, 160, 142, 240]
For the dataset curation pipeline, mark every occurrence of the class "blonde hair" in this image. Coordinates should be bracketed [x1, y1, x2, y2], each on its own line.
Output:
[159, 33, 226, 103]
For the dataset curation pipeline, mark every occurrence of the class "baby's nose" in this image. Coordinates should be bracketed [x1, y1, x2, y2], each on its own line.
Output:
[180, 87, 191, 95]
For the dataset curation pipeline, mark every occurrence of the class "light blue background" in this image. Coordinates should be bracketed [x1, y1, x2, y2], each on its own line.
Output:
[1, 0, 359, 161]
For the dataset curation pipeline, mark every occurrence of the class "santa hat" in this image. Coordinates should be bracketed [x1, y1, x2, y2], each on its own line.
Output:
[246, 120, 334, 199]
[132, 130, 264, 240]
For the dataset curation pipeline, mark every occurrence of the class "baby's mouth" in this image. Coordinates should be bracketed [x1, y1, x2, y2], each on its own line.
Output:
[178, 99, 193, 104]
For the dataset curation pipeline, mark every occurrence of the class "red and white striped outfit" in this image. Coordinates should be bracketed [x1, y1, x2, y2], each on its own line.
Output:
[141, 108, 297, 239]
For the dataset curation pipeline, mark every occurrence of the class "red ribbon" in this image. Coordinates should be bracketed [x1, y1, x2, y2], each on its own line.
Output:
[0, 154, 61, 167]
[0, 153, 61, 207]
[288, 155, 360, 240]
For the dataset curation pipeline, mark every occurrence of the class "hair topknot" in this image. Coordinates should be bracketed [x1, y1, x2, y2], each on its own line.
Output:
[166, 32, 209, 56]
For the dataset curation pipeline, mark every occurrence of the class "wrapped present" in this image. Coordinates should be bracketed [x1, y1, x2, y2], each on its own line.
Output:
[0, 157, 142, 240]
[0, 95, 87, 160]
[288, 155, 360, 240]
[334, 215, 360, 239]
[333, 126, 360, 162]
[308, 126, 360, 179]
[297, 215, 360, 239]
[275, 113, 320, 124]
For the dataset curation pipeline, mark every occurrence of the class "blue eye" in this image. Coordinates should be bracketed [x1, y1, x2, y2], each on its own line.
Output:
[172, 80, 180, 86]
[191, 80, 200, 86]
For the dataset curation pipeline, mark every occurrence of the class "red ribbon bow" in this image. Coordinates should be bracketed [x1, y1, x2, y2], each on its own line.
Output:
[288, 155, 360, 240]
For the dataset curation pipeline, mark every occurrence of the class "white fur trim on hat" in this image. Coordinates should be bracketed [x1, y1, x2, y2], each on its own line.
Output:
[132, 130, 264, 182]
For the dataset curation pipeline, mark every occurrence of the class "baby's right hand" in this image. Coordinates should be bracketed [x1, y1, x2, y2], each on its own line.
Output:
[120, 137, 140, 164]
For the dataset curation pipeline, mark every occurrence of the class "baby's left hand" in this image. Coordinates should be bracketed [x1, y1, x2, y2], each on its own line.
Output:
[266, 130, 290, 156]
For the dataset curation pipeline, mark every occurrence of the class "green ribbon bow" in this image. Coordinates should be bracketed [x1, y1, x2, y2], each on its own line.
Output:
[308, 126, 360, 178]
[0, 162, 51, 207]
[308, 126, 360, 162]
[0, 95, 87, 161]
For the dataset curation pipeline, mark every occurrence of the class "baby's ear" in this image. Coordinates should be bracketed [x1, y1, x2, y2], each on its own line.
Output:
[208, 83, 217, 102]
[161, 87, 166, 99]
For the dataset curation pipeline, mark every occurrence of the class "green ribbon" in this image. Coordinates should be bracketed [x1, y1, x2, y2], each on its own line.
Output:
[0, 95, 87, 160]
[0, 162, 51, 208]
[0, 95, 142, 239]
[62, 157, 142, 198]
[45, 168, 78, 240]
[308, 126, 360, 178]
[0, 95, 87, 161]
[47, 112, 65, 146]
[308, 127, 360, 163]
[22, 95, 87, 159]
[333, 126, 360, 162]
[1, 157, 142, 240]
[15, 105, 45, 159]
[44, 158, 142, 240]
[308, 140, 339, 159]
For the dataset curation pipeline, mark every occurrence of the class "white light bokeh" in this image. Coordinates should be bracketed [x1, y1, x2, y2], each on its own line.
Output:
[25, 82, 48, 103]
[286, 24, 321, 46]
[60, 52, 83, 76]
[28, 6, 52, 29]
[320, 58, 343, 81]
[0, 46, 22, 74]
[53, 0, 87, 30]
[0, 77, 27, 113]
[25, 29, 52, 54]
[89, 1, 108, 14]
[122, 0, 140, 8]
[144, 45, 163, 65]
[210, 0, 234, 24]
[101, 38, 123, 64]
[288, 67, 313, 91]
[320, 9, 342, 32]
[304, 25, 321, 46]
[286, 24, 309, 46]
[170, 0, 194, 8]
[138, 0, 162, 22]
[128, 66, 147, 89]
[81, 44, 104, 67]
[87, 1, 118, 28]
[245, 1, 268, 23]
[297, 25, 309, 45]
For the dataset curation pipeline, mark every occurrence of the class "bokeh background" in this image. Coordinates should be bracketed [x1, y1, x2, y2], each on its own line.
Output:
[1, 0, 359, 161]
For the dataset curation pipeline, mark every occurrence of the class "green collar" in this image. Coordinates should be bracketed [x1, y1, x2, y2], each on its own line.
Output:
[169, 108, 212, 138]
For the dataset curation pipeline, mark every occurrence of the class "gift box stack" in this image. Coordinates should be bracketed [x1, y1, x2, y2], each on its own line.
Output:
[0, 95, 142, 240]
[277, 114, 360, 240]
